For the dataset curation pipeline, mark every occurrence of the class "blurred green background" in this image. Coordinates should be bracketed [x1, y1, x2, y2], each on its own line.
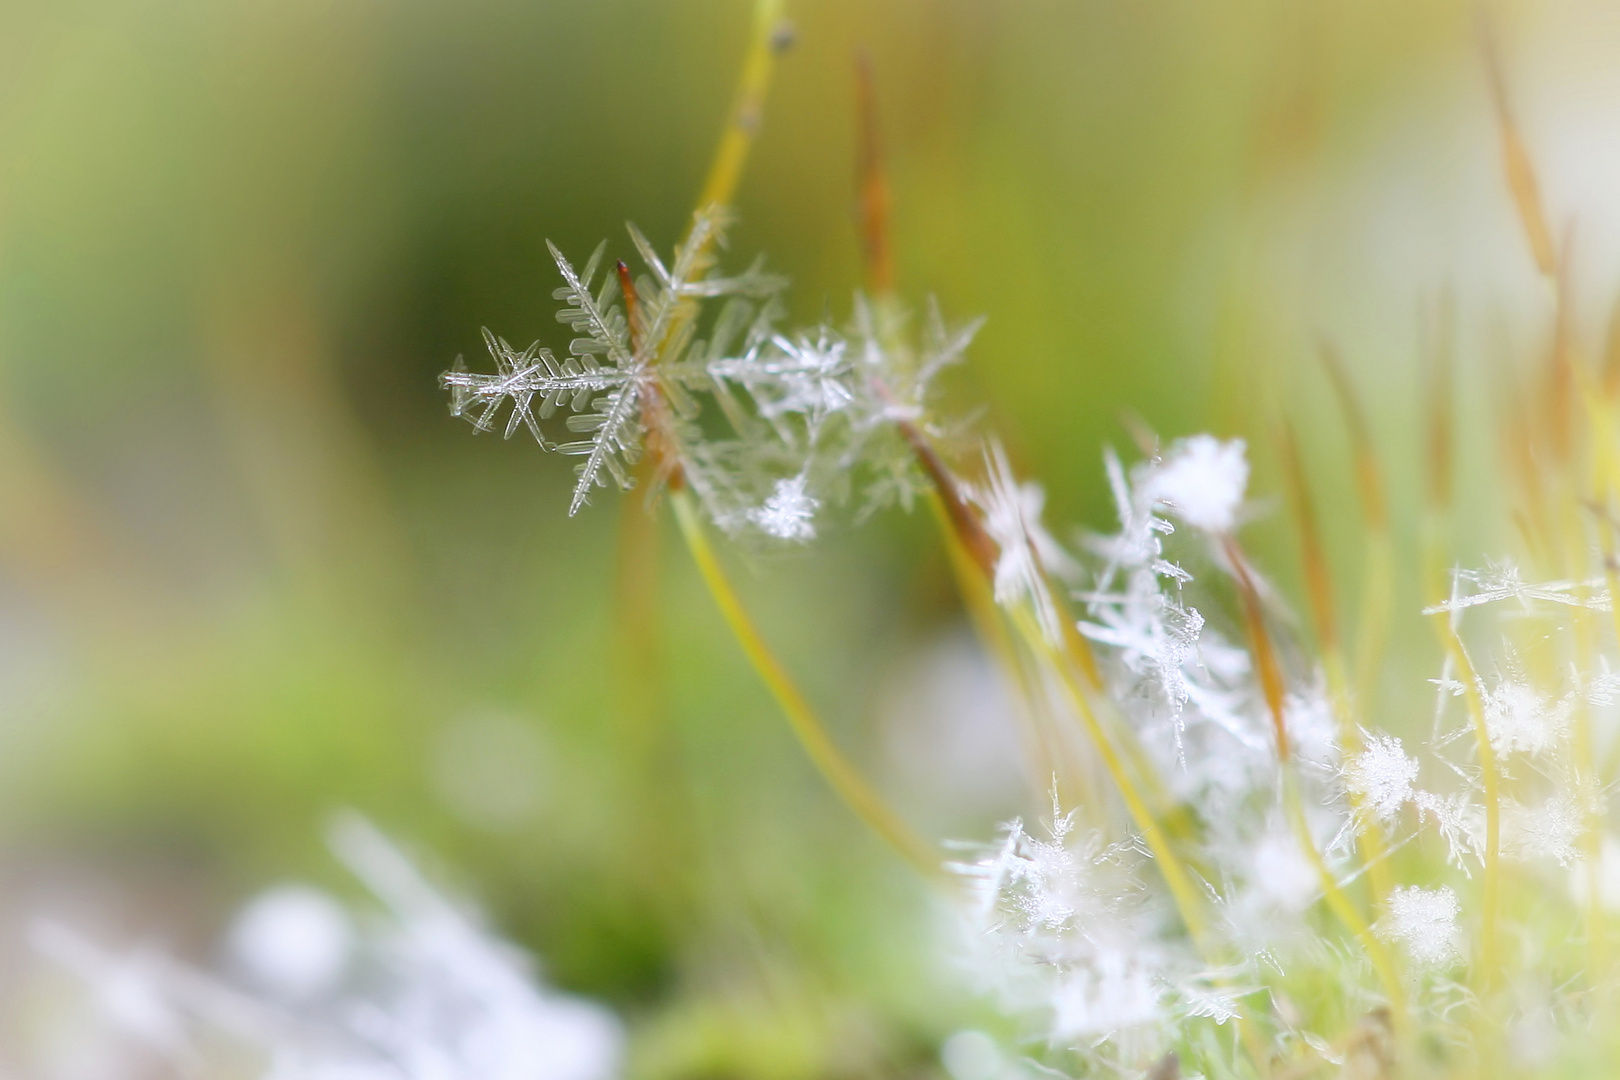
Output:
[0, 0, 1592, 1074]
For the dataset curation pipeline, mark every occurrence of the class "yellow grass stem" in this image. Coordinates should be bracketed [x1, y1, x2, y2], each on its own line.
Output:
[1423, 545, 1502, 987]
[1224, 535, 1407, 1019]
[1006, 603, 1212, 952]
[1576, 368, 1620, 966]
[1319, 343, 1394, 709]
[1275, 422, 1394, 908]
[607, 0, 790, 865]
[669, 487, 941, 879]
[896, 422, 1205, 938]
[1481, 13, 1557, 278]
[694, 0, 788, 222]
[638, 0, 788, 378]
[1419, 295, 1502, 987]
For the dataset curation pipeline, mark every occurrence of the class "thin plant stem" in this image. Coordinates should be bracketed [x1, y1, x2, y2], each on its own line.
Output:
[694, 0, 787, 222]
[1319, 342, 1395, 713]
[1005, 605, 1211, 950]
[1423, 536, 1502, 988]
[1275, 420, 1394, 909]
[669, 487, 942, 879]
[1419, 291, 1501, 987]
[899, 422, 1208, 942]
[927, 493, 1078, 806]
[1224, 535, 1408, 1021]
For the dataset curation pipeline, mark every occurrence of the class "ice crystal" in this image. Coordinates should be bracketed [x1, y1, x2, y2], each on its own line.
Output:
[712, 327, 855, 426]
[969, 440, 1079, 643]
[32, 814, 624, 1080]
[443, 213, 984, 533]
[1481, 675, 1571, 757]
[1412, 790, 1487, 870]
[749, 472, 819, 540]
[1379, 886, 1461, 968]
[1345, 734, 1420, 821]
[443, 211, 786, 516]
[1050, 952, 1163, 1040]
[1143, 436, 1248, 535]
[1422, 561, 1611, 615]
[1504, 795, 1583, 866]
[1250, 829, 1319, 913]
[1077, 446, 1233, 764]
[948, 792, 1222, 1062]
[1284, 687, 1339, 767]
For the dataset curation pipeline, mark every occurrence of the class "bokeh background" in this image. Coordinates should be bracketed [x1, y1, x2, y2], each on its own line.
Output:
[2, 0, 1619, 1074]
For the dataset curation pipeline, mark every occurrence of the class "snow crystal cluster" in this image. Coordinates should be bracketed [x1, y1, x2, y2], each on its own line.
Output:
[943, 436, 1620, 1073]
[29, 814, 622, 1080]
[442, 211, 978, 539]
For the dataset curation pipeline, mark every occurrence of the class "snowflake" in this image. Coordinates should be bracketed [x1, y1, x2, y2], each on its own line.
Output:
[1505, 795, 1583, 866]
[1378, 885, 1460, 968]
[1422, 560, 1611, 615]
[1143, 436, 1249, 534]
[1481, 676, 1571, 756]
[749, 474, 819, 540]
[1344, 734, 1419, 821]
[969, 440, 1079, 643]
[442, 211, 787, 516]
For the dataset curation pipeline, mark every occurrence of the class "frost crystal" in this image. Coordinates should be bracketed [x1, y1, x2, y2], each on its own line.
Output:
[749, 473, 819, 540]
[443, 212, 787, 516]
[1481, 676, 1570, 756]
[1050, 952, 1163, 1040]
[1345, 734, 1419, 821]
[1144, 436, 1249, 534]
[33, 814, 624, 1080]
[1284, 687, 1339, 766]
[1505, 795, 1583, 866]
[1251, 830, 1318, 913]
[1422, 561, 1611, 614]
[1412, 790, 1486, 870]
[1379, 885, 1461, 968]
[970, 440, 1078, 643]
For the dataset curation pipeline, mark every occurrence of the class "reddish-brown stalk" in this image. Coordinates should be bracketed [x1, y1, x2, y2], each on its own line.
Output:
[1319, 343, 1387, 534]
[1275, 423, 1337, 659]
[855, 50, 895, 300]
[1318, 343, 1394, 716]
[1419, 297, 1501, 987]
[1306, 357, 1399, 906]
[1480, 11, 1557, 277]
[1222, 530, 1407, 1019]
[1222, 537, 1291, 763]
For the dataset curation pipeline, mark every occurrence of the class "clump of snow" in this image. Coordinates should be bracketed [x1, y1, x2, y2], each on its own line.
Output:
[1345, 734, 1420, 821]
[1378, 885, 1461, 968]
[750, 473, 819, 540]
[32, 813, 625, 1080]
[1482, 676, 1571, 756]
[227, 884, 352, 1000]
[1144, 436, 1248, 534]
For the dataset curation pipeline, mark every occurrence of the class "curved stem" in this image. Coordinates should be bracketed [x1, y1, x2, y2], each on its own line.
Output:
[1424, 531, 1501, 988]
[1225, 535, 1407, 1020]
[1007, 605, 1211, 950]
[670, 488, 941, 879]
[694, 0, 787, 220]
